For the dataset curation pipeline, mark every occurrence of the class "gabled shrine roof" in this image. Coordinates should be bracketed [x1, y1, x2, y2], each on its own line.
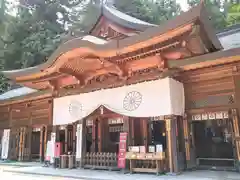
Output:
[2, 2, 222, 81]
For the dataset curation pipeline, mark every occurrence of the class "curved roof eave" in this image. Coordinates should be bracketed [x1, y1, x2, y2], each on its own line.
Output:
[2, 3, 222, 80]
[102, 5, 157, 31]
[168, 47, 240, 70]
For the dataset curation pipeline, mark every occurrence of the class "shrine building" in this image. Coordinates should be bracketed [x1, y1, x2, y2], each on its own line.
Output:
[0, 2, 240, 174]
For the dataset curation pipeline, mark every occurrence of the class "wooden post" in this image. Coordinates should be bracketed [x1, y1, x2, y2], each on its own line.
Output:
[142, 119, 148, 150]
[231, 109, 240, 170]
[73, 124, 77, 154]
[65, 126, 68, 154]
[44, 126, 48, 157]
[26, 126, 32, 161]
[131, 118, 135, 145]
[39, 126, 44, 162]
[123, 117, 130, 145]
[183, 114, 191, 167]
[18, 128, 23, 161]
[166, 116, 180, 174]
[98, 118, 102, 152]
[80, 119, 86, 168]
[166, 119, 173, 173]
[91, 119, 96, 152]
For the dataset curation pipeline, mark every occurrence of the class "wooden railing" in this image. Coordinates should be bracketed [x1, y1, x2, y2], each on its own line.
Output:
[130, 160, 166, 174]
[83, 152, 118, 170]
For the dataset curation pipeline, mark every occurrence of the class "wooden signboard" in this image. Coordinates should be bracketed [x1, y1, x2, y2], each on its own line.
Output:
[118, 132, 128, 169]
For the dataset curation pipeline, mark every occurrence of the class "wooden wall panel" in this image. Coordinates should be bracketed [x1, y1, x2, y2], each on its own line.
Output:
[0, 105, 10, 129]
[179, 62, 237, 110]
[30, 98, 52, 126]
[8, 98, 53, 128]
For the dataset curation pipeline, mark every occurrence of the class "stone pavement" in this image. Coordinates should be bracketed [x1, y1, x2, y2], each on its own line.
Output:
[1, 163, 240, 180]
[1, 170, 78, 180]
[0, 160, 40, 167]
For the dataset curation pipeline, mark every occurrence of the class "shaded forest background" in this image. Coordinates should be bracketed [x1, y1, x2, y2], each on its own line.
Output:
[0, 0, 239, 93]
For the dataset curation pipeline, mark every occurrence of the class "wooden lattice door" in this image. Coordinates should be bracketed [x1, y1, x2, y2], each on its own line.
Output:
[8, 128, 21, 160]
[22, 127, 32, 161]
[183, 118, 197, 169]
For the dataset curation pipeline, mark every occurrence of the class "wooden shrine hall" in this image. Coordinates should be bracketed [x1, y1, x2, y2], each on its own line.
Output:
[0, 1, 240, 174]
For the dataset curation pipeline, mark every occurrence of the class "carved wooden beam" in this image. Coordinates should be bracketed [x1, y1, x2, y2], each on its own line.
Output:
[186, 25, 208, 54]
[160, 67, 182, 78]
[59, 68, 87, 88]
[48, 80, 56, 91]
[155, 53, 166, 70]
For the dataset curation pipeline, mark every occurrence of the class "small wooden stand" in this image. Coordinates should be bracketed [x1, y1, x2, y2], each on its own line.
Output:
[125, 152, 165, 175]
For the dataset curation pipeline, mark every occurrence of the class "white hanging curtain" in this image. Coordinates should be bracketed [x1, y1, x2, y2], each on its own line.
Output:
[53, 77, 185, 125]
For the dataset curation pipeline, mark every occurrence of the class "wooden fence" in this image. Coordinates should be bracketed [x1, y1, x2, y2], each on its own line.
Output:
[83, 152, 118, 170]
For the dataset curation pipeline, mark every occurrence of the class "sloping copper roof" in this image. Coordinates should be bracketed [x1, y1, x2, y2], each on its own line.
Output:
[0, 87, 37, 100]
[2, 3, 222, 79]
[85, 2, 156, 34]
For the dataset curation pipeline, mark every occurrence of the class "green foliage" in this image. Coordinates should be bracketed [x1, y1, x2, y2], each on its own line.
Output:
[227, 3, 240, 26]
[2, 0, 73, 70]
[69, 0, 102, 35]
[188, 0, 240, 30]
[188, 0, 228, 31]
[114, 0, 181, 25]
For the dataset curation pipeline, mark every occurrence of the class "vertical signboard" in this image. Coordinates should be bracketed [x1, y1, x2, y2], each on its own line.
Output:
[76, 124, 83, 160]
[45, 132, 56, 163]
[1, 129, 10, 159]
[118, 132, 128, 169]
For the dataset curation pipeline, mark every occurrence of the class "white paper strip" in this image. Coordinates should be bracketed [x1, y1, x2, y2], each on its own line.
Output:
[194, 114, 201, 121]
[223, 111, 229, 119]
[208, 113, 216, 120]
[202, 113, 208, 120]
[216, 112, 223, 119]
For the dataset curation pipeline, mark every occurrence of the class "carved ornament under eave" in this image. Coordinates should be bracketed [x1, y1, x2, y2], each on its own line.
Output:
[185, 25, 208, 55]
[57, 65, 181, 97]
[98, 26, 126, 40]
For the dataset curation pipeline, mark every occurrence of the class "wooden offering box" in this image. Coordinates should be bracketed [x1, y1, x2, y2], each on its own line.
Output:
[125, 152, 166, 175]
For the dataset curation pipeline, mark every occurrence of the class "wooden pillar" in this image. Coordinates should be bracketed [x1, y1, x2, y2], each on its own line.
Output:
[231, 109, 240, 170]
[183, 114, 191, 167]
[166, 117, 180, 174]
[65, 126, 68, 154]
[39, 126, 44, 162]
[166, 119, 173, 173]
[91, 119, 96, 152]
[101, 118, 109, 152]
[18, 127, 23, 161]
[130, 118, 135, 145]
[123, 117, 130, 146]
[55, 126, 60, 142]
[142, 119, 148, 150]
[80, 119, 86, 168]
[73, 124, 77, 154]
[44, 126, 48, 157]
[26, 126, 32, 161]
[98, 118, 102, 152]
